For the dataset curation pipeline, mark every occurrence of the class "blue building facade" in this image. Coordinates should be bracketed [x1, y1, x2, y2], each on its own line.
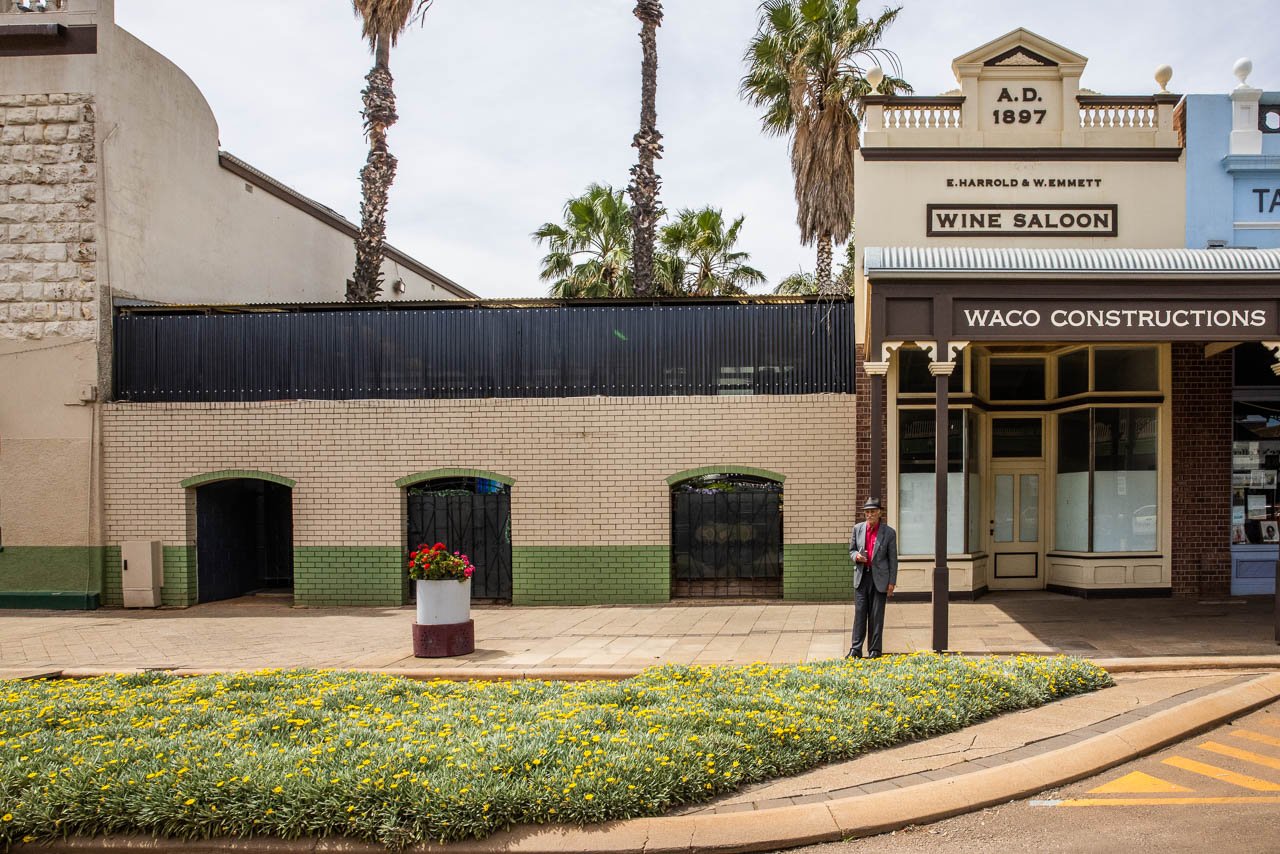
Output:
[1185, 64, 1280, 595]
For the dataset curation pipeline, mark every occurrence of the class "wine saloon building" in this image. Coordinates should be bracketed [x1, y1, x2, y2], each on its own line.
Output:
[855, 29, 1280, 601]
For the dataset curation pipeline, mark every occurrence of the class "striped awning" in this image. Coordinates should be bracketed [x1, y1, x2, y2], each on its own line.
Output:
[864, 247, 1280, 277]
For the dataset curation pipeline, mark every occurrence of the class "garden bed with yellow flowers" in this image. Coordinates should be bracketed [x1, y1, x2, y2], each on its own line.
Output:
[0, 653, 1111, 849]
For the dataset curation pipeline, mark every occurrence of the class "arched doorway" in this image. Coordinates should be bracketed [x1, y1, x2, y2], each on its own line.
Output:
[192, 477, 294, 604]
[405, 475, 512, 602]
[670, 471, 783, 598]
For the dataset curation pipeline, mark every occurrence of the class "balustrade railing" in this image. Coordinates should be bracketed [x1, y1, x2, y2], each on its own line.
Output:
[880, 97, 964, 130]
[1077, 96, 1159, 129]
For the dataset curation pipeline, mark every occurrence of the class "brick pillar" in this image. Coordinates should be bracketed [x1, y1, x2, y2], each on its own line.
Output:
[1170, 343, 1233, 596]
[854, 343, 887, 503]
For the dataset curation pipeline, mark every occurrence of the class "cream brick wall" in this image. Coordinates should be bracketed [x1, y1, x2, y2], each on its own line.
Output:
[101, 396, 857, 549]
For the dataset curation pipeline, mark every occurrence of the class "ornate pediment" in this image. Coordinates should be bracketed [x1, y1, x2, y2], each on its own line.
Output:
[952, 28, 1088, 79]
[985, 46, 1056, 67]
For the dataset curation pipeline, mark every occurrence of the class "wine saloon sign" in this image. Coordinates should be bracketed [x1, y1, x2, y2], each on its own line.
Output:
[928, 204, 1118, 237]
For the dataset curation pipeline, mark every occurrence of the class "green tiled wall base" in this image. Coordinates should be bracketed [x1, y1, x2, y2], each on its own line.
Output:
[293, 546, 403, 607]
[100, 546, 197, 608]
[0, 547, 103, 609]
[783, 543, 854, 601]
[512, 546, 668, 604]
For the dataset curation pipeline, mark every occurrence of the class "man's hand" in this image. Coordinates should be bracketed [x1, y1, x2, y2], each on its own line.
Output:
[886, 583, 895, 597]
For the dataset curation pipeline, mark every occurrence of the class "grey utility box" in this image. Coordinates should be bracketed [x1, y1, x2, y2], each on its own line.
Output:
[121, 540, 164, 608]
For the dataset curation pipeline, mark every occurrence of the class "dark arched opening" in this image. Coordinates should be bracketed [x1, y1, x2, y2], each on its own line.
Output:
[406, 477, 512, 602]
[670, 473, 783, 598]
[195, 479, 293, 603]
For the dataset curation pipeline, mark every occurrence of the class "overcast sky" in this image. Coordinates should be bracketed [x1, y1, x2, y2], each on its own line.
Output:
[115, 1, 1279, 299]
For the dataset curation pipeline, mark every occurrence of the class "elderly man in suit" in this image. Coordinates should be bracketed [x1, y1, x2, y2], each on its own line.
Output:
[847, 497, 898, 659]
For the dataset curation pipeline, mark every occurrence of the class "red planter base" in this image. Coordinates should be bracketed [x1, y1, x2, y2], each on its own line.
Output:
[412, 620, 475, 658]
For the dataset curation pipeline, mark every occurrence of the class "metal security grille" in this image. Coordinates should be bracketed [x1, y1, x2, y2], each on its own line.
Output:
[670, 476, 783, 598]
[406, 480, 512, 602]
[113, 300, 854, 401]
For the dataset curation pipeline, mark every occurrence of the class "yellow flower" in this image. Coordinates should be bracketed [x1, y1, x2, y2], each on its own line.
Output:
[183, 799, 196, 806]
[1, 814, 12, 822]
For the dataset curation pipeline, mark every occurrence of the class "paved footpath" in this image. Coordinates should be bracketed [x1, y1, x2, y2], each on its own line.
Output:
[1, 592, 1277, 678]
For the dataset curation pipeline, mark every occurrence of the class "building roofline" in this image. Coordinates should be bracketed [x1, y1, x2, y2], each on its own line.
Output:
[217, 151, 478, 300]
[113, 294, 852, 315]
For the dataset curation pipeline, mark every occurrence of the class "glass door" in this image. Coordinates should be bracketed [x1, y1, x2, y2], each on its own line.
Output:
[989, 464, 1045, 590]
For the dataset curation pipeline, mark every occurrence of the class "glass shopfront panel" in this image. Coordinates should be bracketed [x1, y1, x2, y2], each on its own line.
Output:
[1054, 407, 1156, 552]
[1093, 408, 1158, 552]
[1055, 409, 1090, 551]
[898, 409, 969, 554]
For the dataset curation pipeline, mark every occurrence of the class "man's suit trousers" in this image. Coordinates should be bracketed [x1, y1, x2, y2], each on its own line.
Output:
[851, 571, 887, 656]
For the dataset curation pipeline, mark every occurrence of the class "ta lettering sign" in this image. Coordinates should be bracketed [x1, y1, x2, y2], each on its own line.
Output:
[927, 204, 1118, 237]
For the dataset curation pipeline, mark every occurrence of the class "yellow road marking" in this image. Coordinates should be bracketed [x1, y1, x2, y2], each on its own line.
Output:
[1199, 741, 1280, 773]
[1232, 729, 1280, 748]
[1056, 796, 1280, 807]
[1089, 771, 1192, 794]
[1161, 756, 1280, 791]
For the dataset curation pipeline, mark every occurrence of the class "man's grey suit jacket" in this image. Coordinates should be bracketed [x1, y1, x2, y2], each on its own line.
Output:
[848, 521, 899, 593]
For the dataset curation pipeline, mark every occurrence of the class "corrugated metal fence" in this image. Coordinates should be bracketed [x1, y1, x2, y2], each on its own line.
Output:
[113, 301, 855, 401]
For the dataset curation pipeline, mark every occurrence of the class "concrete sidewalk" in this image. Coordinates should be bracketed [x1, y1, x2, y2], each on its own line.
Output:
[0, 591, 1276, 678]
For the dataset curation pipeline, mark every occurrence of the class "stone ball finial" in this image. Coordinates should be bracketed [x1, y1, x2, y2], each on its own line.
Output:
[1234, 57, 1253, 87]
[866, 66, 884, 93]
[1154, 64, 1173, 93]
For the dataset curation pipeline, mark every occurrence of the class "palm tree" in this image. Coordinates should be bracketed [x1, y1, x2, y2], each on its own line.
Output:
[533, 184, 635, 298]
[628, 0, 664, 297]
[741, 0, 908, 293]
[773, 271, 817, 295]
[658, 207, 766, 296]
[347, 0, 432, 303]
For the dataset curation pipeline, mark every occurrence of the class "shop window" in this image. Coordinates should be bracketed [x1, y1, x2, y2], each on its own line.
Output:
[989, 357, 1045, 400]
[1057, 349, 1088, 397]
[1094, 348, 1159, 392]
[898, 409, 970, 554]
[1231, 402, 1280, 545]
[899, 348, 964, 394]
[1093, 408, 1158, 551]
[1055, 408, 1158, 552]
[1235, 344, 1280, 387]
[992, 418, 1042, 458]
[1055, 410, 1090, 551]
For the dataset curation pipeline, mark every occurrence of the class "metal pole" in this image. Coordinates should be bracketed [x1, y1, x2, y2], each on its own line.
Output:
[870, 372, 884, 503]
[933, 348, 950, 653]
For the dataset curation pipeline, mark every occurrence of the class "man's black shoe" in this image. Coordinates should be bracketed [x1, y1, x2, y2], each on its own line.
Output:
[865, 651, 882, 659]
[845, 648, 862, 659]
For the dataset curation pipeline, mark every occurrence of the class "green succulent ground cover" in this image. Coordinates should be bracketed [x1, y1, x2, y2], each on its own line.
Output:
[0, 654, 1111, 849]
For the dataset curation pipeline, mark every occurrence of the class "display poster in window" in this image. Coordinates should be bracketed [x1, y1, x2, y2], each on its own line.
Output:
[1233, 524, 1249, 544]
[1262, 520, 1280, 544]
[1233, 505, 1247, 525]
[1247, 494, 1268, 520]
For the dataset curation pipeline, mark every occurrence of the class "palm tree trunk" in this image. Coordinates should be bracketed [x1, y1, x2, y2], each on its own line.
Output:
[348, 32, 399, 303]
[815, 233, 835, 294]
[628, 0, 663, 298]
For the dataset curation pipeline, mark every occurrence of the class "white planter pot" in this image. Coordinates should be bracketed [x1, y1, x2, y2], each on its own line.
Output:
[415, 578, 471, 625]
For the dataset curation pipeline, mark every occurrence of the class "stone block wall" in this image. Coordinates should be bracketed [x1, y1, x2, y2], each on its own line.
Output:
[101, 395, 859, 606]
[0, 93, 97, 341]
[1170, 342, 1232, 595]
